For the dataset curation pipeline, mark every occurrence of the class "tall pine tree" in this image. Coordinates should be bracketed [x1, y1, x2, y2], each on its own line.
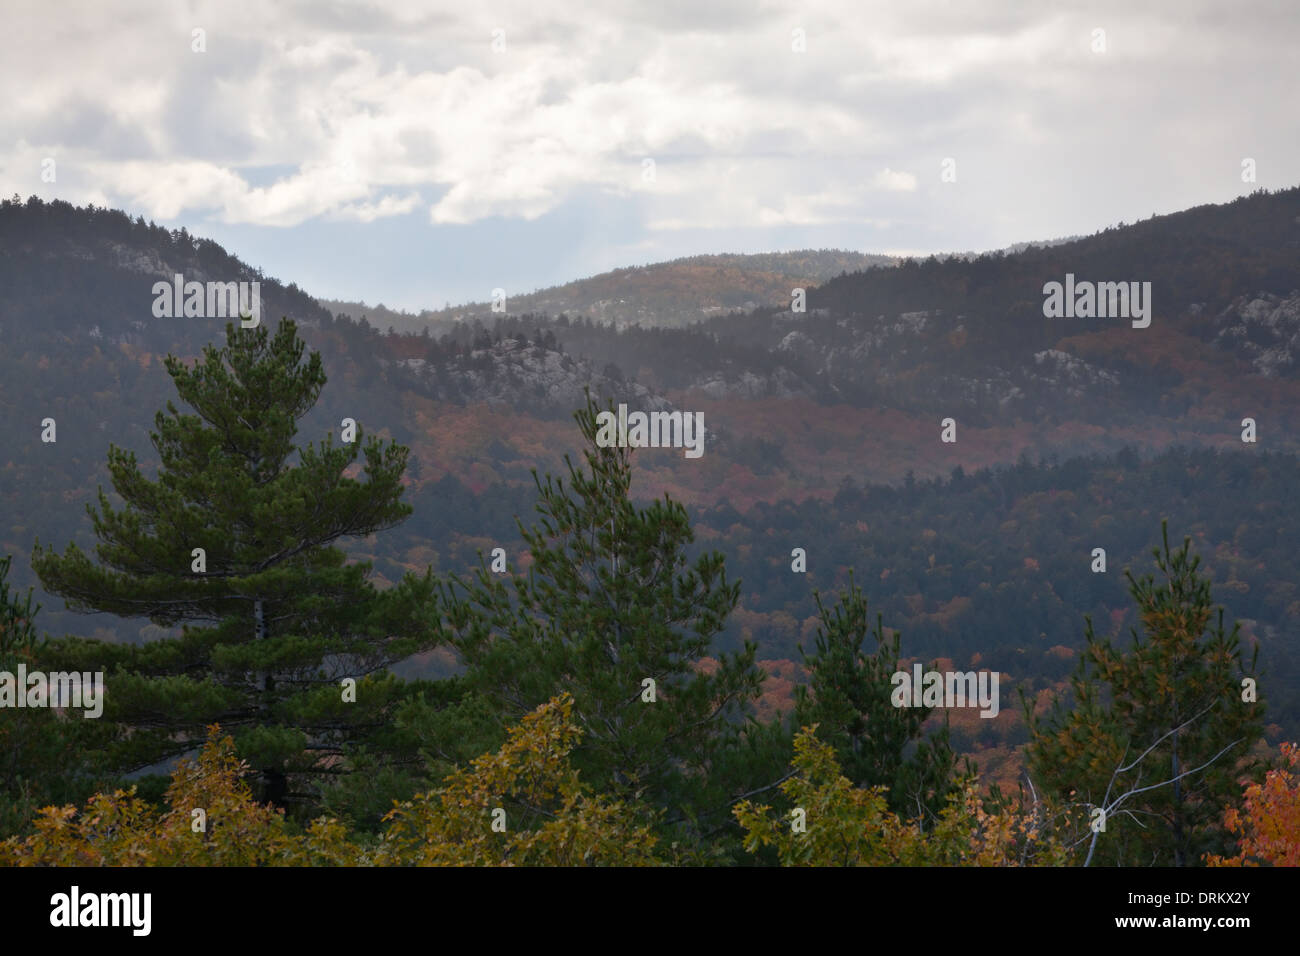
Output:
[794, 576, 960, 822]
[33, 319, 439, 810]
[436, 392, 786, 853]
[1026, 522, 1265, 865]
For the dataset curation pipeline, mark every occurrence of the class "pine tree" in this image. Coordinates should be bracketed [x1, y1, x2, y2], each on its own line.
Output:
[793, 576, 960, 821]
[0, 555, 100, 835]
[32, 319, 439, 811]
[1026, 522, 1266, 866]
[436, 391, 783, 851]
[0, 555, 40, 667]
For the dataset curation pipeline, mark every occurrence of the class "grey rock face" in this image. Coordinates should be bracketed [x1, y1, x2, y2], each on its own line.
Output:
[389, 337, 673, 413]
[1213, 291, 1300, 376]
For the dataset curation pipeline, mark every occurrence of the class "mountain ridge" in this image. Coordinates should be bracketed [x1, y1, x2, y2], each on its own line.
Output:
[4, 188, 1300, 761]
[320, 248, 898, 334]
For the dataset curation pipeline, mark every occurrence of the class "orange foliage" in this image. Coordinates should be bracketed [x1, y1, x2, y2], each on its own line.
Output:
[692, 656, 720, 677]
[1206, 742, 1300, 867]
[753, 658, 804, 722]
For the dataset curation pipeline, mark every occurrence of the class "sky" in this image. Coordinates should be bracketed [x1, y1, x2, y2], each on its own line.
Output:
[2, 0, 1297, 311]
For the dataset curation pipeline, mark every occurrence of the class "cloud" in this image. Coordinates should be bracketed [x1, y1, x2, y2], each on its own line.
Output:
[0, 0, 1296, 251]
[873, 168, 918, 192]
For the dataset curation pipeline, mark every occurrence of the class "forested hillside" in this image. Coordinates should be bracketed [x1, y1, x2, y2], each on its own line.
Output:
[322, 248, 897, 333]
[1, 191, 1297, 823]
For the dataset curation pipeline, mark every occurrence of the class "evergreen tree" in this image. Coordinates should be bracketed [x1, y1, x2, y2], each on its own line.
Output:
[1026, 522, 1266, 866]
[794, 576, 960, 821]
[0, 555, 102, 836]
[32, 319, 439, 812]
[436, 392, 785, 852]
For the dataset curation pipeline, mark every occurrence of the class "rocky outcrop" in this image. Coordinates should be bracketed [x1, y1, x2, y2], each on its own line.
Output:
[387, 336, 672, 413]
[1030, 349, 1121, 395]
[1213, 291, 1300, 376]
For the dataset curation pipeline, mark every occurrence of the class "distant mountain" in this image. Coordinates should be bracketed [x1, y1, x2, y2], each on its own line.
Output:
[6, 189, 1300, 513]
[315, 298, 446, 336]
[4, 189, 1300, 755]
[320, 249, 897, 333]
[940, 234, 1088, 260]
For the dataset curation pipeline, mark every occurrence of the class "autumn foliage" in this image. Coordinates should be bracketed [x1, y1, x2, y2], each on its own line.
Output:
[733, 726, 1070, 866]
[2, 705, 1086, 868]
[1206, 742, 1300, 867]
[375, 694, 660, 866]
[0, 697, 659, 867]
[0, 726, 356, 867]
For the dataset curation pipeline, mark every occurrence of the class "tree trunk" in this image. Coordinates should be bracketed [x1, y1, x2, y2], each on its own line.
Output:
[252, 597, 286, 810]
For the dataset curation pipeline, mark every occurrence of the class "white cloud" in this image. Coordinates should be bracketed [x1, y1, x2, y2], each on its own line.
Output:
[0, 0, 1296, 248]
[873, 168, 918, 192]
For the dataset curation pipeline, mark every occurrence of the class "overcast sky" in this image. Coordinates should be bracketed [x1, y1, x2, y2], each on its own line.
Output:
[2, 0, 1297, 311]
